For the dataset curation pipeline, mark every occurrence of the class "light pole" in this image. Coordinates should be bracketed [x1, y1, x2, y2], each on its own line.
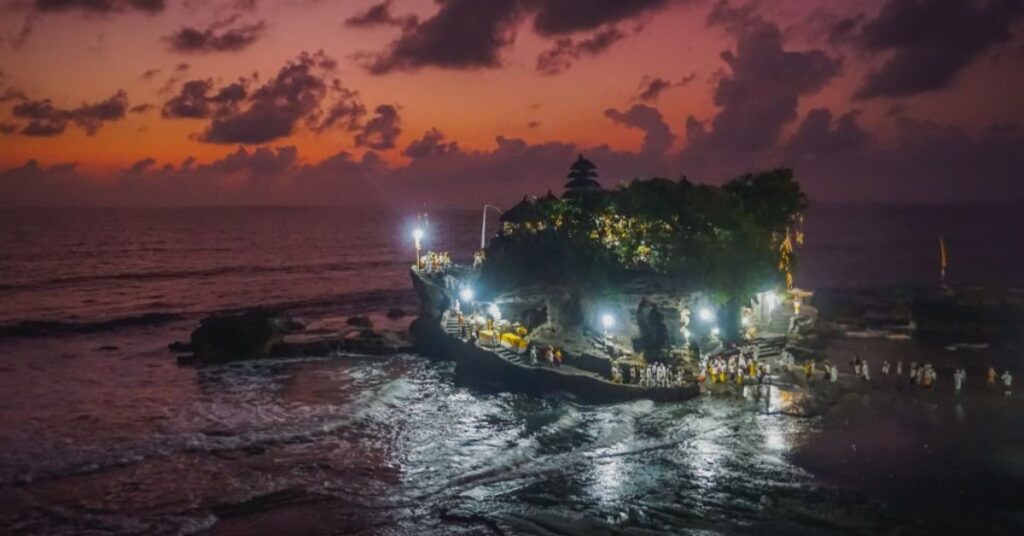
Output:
[601, 314, 614, 350]
[480, 204, 503, 251]
[413, 227, 424, 269]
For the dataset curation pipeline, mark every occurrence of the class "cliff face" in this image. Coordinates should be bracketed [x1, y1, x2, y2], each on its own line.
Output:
[410, 268, 451, 323]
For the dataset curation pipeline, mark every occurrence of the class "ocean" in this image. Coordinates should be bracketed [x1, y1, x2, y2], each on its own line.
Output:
[0, 205, 1022, 535]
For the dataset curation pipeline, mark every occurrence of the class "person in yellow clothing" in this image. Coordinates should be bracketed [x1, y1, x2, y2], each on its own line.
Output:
[719, 369, 727, 384]
[749, 361, 757, 378]
[987, 366, 998, 387]
[736, 372, 744, 386]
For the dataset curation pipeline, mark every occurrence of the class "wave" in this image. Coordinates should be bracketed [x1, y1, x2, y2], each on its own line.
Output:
[0, 258, 407, 293]
[0, 288, 417, 340]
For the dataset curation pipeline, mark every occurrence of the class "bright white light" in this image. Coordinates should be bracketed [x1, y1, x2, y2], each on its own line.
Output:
[488, 303, 501, 319]
[601, 314, 614, 329]
[412, 228, 424, 241]
[741, 316, 750, 326]
[459, 288, 474, 302]
[711, 327, 720, 336]
[765, 291, 778, 310]
[699, 308, 714, 322]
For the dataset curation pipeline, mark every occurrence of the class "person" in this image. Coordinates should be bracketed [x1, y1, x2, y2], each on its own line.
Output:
[821, 360, 831, 382]
[1001, 370, 1013, 396]
[987, 366, 998, 387]
[804, 360, 813, 382]
[630, 365, 638, 384]
[909, 362, 918, 385]
[896, 360, 903, 376]
[881, 361, 890, 375]
[853, 358, 861, 378]
[954, 368, 964, 394]
[554, 348, 563, 368]
[862, 362, 870, 382]
[529, 344, 538, 365]
[830, 364, 839, 383]
[922, 364, 935, 388]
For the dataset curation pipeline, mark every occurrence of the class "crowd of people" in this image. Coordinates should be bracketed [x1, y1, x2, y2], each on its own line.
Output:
[623, 362, 688, 387]
[698, 345, 770, 386]
[419, 251, 452, 274]
[787, 353, 1014, 396]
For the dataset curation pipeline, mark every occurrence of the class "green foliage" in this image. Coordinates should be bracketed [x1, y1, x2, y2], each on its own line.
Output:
[480, 161, 808, 336]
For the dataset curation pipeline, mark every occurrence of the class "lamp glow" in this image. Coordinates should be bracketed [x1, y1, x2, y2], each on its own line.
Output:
[711, 327, 720, 336]
[459, 288, 474, 302]
[699, 308, 714, 322]
[488, 303, 501, 319]
[412, 228, 424, 241]
[601, 314, 614, 329]
[765, 290, 777, 310]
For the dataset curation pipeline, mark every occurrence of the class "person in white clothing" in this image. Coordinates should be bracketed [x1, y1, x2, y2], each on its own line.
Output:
[1001, 370, 1013, 396]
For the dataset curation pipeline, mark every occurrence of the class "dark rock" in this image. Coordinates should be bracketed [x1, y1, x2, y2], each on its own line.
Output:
[187, 310, 297, 364]
[386, 307, 407, 319]
[345, 315, 373, 328]
[168, 341, 193, 353]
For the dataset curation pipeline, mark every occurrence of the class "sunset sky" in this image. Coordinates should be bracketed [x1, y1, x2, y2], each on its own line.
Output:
[2, 0, 1023, 207]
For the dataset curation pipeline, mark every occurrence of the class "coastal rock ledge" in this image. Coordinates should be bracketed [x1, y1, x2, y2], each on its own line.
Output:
[172, 310, 413, 364]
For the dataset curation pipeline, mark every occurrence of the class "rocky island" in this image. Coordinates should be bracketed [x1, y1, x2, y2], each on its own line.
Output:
[410, 156, 814, 402]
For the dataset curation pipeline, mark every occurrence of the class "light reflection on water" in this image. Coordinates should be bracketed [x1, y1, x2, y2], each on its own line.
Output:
[2, 352, 1020, 535]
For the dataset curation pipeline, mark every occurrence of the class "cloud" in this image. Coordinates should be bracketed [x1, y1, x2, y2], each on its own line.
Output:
[604, 104, 675, 155]
[364, 0, 523, 74]
[129, 103, 154, 113]
[9, 89, 129, 136]
[32, 0, 165, 14]
[680, 1, 839, 175]
[527, 0, 671, 36]
[313, 86, 365, 133]
[779, 109, 1024, 204]
[636, 73, 696, 102]
[403, 127, 461, 159]
[165, 16, 266, 54]
[140, 68, 161, 81]
[197, 51, 355, 144]
[853, 0, 1024, 99]
[527, 120, 541, 128]
[355, 104, 401, 150]
[535, 26, 625, 75]
[345, 0, 417, 29]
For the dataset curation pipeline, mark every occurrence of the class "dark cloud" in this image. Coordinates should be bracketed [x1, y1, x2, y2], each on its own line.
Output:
[784, 108, 870, 158]
[0, 122, 18, 135]
[365, 0, 522, 74]
[165, 16, 267, 54]
[636, 73, 696, 102]
[604, 104, 675, 155]
[10, 89, 128, 136]
[314, 86, 366, 133]
[140, 68, 161, 81]
[355, 104, 401, 150]
[854, 0, 1024, 99]
[535, 26, 624, 75]
[404, 128, 461, 159]
[527, 0, 671, 36]
[32, 0, 165, 14]
[527, 120, 541, 128]
[681, 1, 839, 171]
[129, 103, 153, 113]
[0, 87, 29, 103]
[125, 157, 156, 174]
[161, 79, 219, 119]
[345, 0, 417, 29]
[781, 109, 1024, 204]
[198, 51, 356, 144]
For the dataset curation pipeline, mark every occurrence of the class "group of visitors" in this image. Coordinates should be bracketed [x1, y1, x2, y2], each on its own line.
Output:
[625, 362, 686, 387]
[699, 347, 770, 386]
[528, 344, 563, 367]
[419, 251, 452, 273]
[786, 353, 1014, 396]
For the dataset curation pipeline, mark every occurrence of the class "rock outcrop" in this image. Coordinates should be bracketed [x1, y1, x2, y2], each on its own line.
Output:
[180, 310, 299, 364]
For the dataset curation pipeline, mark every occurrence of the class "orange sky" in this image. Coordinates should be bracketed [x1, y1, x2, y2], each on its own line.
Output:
[2, 0, 1024, 205]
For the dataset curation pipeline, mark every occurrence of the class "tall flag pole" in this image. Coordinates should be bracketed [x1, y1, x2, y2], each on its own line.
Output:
[939, 236, 948, 285]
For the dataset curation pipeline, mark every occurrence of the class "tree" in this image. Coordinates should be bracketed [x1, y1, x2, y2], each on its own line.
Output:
[563, 154, 600, 196]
